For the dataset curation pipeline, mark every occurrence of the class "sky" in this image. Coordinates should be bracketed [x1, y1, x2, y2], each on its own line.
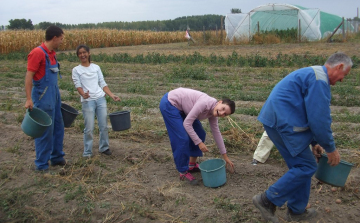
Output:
[0, 0, 359, 26]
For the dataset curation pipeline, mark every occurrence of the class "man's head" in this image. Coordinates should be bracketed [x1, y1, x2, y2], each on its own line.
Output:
[325, 52, 353, 85]
[45, 25, 64, 50]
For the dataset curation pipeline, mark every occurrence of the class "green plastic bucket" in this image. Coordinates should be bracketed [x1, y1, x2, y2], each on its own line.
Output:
[21, 107, 52, 138]
[199, 158, 226, 188]
[315, 153, 354, 187]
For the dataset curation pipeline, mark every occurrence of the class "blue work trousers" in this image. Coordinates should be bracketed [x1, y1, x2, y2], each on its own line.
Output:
[159, 93, 205, 173]
[263, 125, 317, 214]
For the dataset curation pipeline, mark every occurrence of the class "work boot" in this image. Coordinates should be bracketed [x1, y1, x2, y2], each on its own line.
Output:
[51, 159, 67, 166]
[286, 207, 317, 222]
[34, 167, 56, 175]
[252, 193, 279, 223]
[34, 168, 49, 173]
[101, 149, 112, 155]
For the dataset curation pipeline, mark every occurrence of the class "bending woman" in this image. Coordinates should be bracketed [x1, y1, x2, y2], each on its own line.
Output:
[159, 87, 235, 185]
[72, 44, 121, 157]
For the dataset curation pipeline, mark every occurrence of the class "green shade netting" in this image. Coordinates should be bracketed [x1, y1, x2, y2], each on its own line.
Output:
[225, 3, 348, 41]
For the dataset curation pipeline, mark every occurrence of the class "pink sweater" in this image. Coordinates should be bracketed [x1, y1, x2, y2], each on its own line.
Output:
[168, 88, 226, 154]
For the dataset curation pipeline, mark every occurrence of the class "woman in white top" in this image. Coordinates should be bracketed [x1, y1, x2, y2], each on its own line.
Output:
[72, 44, 121, 157]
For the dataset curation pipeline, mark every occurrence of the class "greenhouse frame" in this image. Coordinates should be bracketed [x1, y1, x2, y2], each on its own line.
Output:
[225, 3, 354, 41]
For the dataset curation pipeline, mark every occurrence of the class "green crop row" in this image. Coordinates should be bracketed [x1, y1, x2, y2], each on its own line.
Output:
[2, 51, 359, 68]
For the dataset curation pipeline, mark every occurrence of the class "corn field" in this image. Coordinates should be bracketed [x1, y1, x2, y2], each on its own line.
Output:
[0, 29, 224, 54]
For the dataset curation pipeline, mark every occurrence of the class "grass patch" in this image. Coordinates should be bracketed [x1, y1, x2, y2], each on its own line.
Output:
[165, 65, 212, 81]
[236, 107, 260, 116]
[64, 185, 86, 202]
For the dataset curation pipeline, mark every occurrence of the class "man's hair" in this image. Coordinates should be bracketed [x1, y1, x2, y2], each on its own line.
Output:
[45, 25, 64, 41]
[325, 52, 353, 71]
[222, 98, 236, 114]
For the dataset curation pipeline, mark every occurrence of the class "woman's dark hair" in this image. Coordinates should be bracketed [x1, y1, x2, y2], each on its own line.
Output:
[45, 25, 64, 41]
[76, 44, 91, 63]
[222, 98, 235, 114]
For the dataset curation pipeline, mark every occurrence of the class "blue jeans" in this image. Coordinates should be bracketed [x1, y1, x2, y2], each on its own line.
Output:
[263, 125, 317, 214]
[82, 97, 109, 157]
[159, 93, 205, 173]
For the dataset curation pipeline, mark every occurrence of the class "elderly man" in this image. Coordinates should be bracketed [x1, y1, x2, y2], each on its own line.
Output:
[253, 52, 353, 223]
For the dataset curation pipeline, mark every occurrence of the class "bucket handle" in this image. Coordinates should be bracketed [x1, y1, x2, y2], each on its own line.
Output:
[200, 159, 226, 173]
[320, 153, 355, 167]
[201, 164, 225, 173]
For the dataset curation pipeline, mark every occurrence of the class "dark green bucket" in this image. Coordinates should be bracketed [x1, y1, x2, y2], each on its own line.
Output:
[109, 111, 131, 131]
[21, 107, 52, 138]
[315, 153, 354, 187]
[61, 103, 79, 128]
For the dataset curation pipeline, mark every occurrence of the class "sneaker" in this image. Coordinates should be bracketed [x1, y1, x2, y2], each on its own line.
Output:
[251, 159, 258, 165]
[252, 193, 279, 223]
[83, 154, 93, 158]
[286, 207, 317, 222]
[179, 172, 198, 185]
[101, 149, 112, 155]
[188, 163, 201, 172]
[51, 159, 67, 166]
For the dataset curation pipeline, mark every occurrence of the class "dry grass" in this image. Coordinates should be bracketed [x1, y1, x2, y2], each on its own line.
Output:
[251, 33, 281, 44]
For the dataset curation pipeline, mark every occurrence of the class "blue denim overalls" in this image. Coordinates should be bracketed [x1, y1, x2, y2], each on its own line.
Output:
[32, 46, 65, 170]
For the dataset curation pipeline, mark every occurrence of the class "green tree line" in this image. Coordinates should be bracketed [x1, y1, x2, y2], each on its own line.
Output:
[6, 15, 224, 31]
[7, 19, 34, 30]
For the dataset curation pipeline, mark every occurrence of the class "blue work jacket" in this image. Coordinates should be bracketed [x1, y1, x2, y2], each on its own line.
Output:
[258, 66, 335, 156]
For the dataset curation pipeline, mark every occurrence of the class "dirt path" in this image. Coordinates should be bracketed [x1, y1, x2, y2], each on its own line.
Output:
[61, 41, 360, 57]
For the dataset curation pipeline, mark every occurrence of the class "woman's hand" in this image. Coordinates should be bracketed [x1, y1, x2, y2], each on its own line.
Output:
[198, 142, 209, 152]
[102, 86, 120, 101]
[222, 153, 235, 173]
[82, 91, 90, 99]
[112, 95, 121, 102]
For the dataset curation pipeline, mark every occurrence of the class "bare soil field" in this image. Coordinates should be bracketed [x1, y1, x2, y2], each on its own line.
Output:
[61, 41, 360, 58]
[1, 41, 360, 223]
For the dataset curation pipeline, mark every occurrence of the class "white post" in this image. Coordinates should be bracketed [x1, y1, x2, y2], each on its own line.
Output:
[298, 19, 301, 42]
[342, 17, 345, 41]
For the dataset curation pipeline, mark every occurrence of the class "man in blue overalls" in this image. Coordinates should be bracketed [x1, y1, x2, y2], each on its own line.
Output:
[25, 25, 66, 171]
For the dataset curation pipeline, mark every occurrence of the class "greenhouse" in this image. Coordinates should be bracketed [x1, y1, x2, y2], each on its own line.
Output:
[225, 3, 350, 41]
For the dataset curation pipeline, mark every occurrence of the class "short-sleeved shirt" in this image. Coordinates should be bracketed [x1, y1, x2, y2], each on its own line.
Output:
[27, 43, 57, 81]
